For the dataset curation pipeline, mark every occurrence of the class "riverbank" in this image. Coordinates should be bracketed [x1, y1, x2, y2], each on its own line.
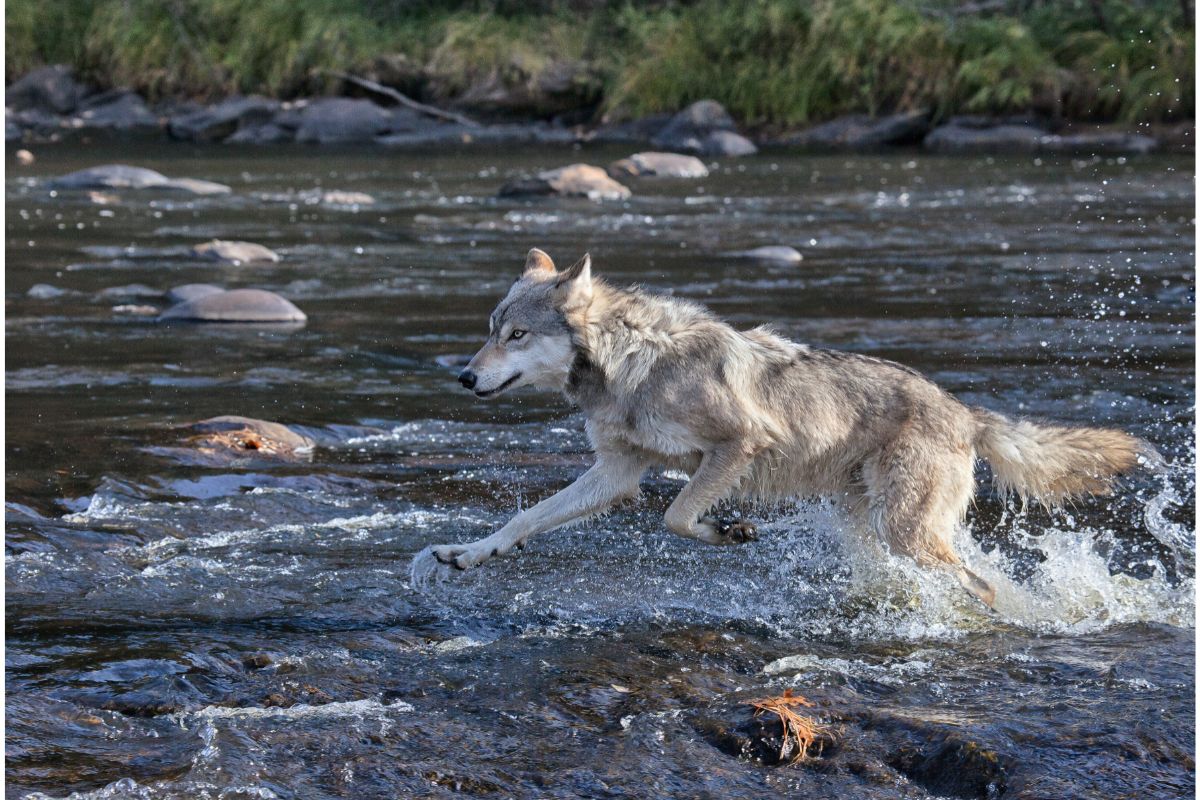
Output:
[7, 0, 1194, 139]
[6, 65, 1193, 155]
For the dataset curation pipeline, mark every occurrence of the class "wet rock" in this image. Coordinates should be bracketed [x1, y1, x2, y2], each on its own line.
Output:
[168, 95, 278, 142]
[377, 122, 577, 148]
[27, 284, 67, 299]
[87, 191, 119, 205]
[15, 149, 35, 166]
[588, 112, 675, 144]
[1040, 131, 1158, 155]
[72, 90, 160, 133]
[6, 65, 87, 114]
[242, 653, 273, 670]
[294, 98, 393, 144]
[159, 288, 306, 323]
[98, 283, 162, 302]
[320, 190, 375, 206]
[499, 163, 631, 201]
[187, 415, 315, 461]
[165, 283, 224, 304]
[608, 152, 709, 179]
[154, 177, 232, 196]
[693, 702, 837, 766]
[112, 304, 159, 316]
[191, 240, 280, 264]
[51, 164, 170, 190]
[924, 123, 1049, 153]
[224, 122, 292, 145]
[651, 100, 758, 157]
[875, 720, 1009, 799]
[780, 111, 930, 149]
[724, 245, 803, 264]
[49, 165, 231, 195]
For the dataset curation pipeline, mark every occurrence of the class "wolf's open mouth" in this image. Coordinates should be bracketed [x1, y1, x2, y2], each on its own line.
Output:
[475, 372, 521, 398]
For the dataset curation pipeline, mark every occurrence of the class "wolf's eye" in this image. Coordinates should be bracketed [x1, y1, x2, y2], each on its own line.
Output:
[509, 329, 527, 341]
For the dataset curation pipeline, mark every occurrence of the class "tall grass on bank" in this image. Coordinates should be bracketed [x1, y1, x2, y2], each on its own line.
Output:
[5, 0, 1193, 123]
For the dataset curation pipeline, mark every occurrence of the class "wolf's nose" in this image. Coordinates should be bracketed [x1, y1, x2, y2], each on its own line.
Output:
[458, 369, 477, 390]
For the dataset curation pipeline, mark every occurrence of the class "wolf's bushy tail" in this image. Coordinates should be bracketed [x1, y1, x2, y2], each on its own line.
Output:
[972, 408, 1161, 505]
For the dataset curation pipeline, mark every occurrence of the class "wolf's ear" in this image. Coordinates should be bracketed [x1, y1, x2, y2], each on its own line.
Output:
[555, 253, 592, 311]
[523, 248, 557, 278]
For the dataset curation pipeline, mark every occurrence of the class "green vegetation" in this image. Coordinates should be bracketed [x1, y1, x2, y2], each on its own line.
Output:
[6, 0, 1193, 124]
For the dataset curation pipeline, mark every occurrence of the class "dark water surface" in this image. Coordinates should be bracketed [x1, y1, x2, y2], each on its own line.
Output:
[6, 143, 1195, 799]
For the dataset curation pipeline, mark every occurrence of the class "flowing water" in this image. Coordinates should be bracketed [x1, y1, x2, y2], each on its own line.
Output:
[5, 143, 1195, 799]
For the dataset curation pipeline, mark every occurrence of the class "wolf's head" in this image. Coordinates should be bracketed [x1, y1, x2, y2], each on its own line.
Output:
[457, 248, 592, 399]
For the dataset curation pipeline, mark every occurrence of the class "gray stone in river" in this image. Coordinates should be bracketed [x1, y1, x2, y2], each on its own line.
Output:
[192, 240, 280, 263]
[725, 245, 803, 264]
[499, 163, 631, 201]
[51, 164, 170, 190]
[780, 111, 931, 149]
[159, 288, 306, 323]
[609, 152, 709, 179]
[924, 124, 1049, 153]
[294, 98, 393, 144]
[165, 283, 225, 304]
[168, 95, 279, 142]
[189, 415, 315, 460]
[72, 90, 161, 134]
[6, 65, 87, 115]
[49, 164, 231, 195]
[651, 100, 758, 157]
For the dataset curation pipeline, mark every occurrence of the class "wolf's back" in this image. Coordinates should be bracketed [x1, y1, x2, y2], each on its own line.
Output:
[971, 408, 1160, 504]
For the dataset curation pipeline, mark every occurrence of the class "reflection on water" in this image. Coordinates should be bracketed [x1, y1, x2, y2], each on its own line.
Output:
[6, 143, 1195, 798]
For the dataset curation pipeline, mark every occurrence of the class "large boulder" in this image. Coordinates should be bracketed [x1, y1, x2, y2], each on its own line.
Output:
[72, 91, 160, 133]
[168, 95, 278, 142]
[499, 163, 631, 201]
[191, 240, 280, 264]
[651, 100, 758, 157]
[924, 123, 1049, 153]
[609, 152, 708, 179]
[6, 65, 88, 114]
[159, 288, 306, 323]
[294, 98, 393, 144]
[781, 111, 930, 149]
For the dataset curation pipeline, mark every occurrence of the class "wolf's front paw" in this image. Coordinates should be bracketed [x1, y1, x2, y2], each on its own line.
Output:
[431, 542, 495, 570]
[718, 519, 759, 543]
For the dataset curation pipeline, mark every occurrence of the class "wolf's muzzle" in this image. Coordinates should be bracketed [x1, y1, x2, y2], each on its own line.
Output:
[458, 369, 477, 390]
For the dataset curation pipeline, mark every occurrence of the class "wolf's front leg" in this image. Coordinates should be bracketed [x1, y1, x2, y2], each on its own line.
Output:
[664, 443, 759, 545]
[430, 452, 645, 570]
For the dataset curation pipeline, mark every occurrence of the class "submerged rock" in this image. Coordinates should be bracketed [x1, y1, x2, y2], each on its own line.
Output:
[651, 100, 758, 157]
[608, 152, 709, 178]
[192, 240, 280, 264]
[724, 245, 803, 264]
[165, 283, 224, 304]
[159, 288, 306, 323]
[320, 190, 375, 206]
[781, 111, 930, 149]
[499, 164, 631, 201]
[155, 177, 232, 196]
[26, 283, 68, 299]
[187, 415, 315, 461]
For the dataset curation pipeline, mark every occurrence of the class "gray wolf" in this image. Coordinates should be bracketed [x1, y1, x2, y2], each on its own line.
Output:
[429, 248, 1160, 607]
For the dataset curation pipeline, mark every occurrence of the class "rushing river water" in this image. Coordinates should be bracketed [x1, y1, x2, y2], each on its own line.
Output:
[5, 142, 1195, 799]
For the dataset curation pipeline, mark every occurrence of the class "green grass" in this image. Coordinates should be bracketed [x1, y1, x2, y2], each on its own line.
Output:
[5, 0, 1193, 123]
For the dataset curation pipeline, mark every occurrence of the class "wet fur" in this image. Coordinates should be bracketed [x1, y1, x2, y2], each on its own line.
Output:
[430, 250, 1159, 607]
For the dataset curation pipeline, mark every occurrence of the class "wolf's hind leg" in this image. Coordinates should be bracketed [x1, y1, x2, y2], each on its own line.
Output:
[664, 443, 758, 546]
[865, 442, 996, 608]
